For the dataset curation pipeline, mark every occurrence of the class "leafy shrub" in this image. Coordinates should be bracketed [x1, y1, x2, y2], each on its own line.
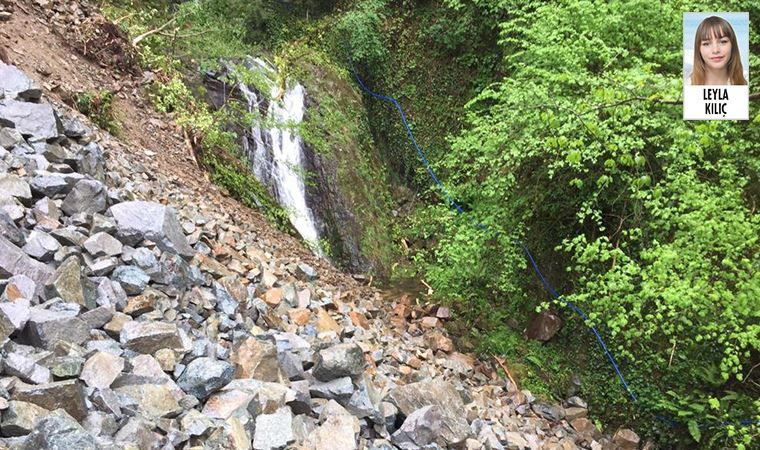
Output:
[74, 90, 121, 135]
[410, 0, 760, 446]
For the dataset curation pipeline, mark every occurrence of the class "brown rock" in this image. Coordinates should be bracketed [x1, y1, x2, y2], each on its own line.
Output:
[612, 428, 640, 450]
[565, 406, 587, 421]
[229, 336, 286, 382]
[421, 316, 439, 328]
[262, 288, 282, 307]
[104, 312, 131, 338]
[123, 290, 160, 316]
[425, 332, 454, 353]
[315, 309, 342, 334]
[525, 310, 563, 342]
[348, 311, 370, 330]
[288, 308, 311, 326]
[436, 307, 451, 320]
[570, 418, 596, 438]
[80, 351, 124, 389]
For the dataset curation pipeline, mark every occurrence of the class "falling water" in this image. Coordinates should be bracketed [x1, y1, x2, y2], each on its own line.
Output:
[237, 59, 322, 255]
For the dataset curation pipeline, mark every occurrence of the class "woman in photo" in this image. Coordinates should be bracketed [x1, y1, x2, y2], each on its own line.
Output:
[688, 16, 748, 85]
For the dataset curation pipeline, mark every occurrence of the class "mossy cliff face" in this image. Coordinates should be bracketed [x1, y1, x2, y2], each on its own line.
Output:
[203, 51, 398, 276]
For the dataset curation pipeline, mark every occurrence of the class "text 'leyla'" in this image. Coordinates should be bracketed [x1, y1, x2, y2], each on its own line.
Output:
[703, 88, 729, 116]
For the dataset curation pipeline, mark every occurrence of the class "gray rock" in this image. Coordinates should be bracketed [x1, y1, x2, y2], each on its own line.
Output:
[0, 99, 60, 142]
[386, 378, 471, 446]
[30, 173, 70, 197]
[252, 406, 294, 450]
[567, 396, 587, 409]
[3, 351, 52, 384]
[111, 265, 149, 295]
[113, 383, 182, 419]
[119, 320, 182, 354]
[82, 411, 119, 437]
[79, 306, 115, 329]
[19, 408, 101, 450]
[0, 400, 50, 436]
[61, 117, 89, 138]
[295, 262, 318, 281]
[0, 174, 32, 204]
[12, 380, 88, 421]
[0, 63, 42, 101]
[76, 142, 105, 181]
[0, 209, 24, 246]
[309, 376, 354, 401]
[95, 278, 127, 309]
[0, 127, 25, 149]
[61, 179, 107, 216]
[24, 307, 90, 348]
[149, 253, 190, 290]
[181, 409, 214, 436]
[176, 357, 233, 400]
[22, 230, 60, 262]
[1, 274, 36, 302]
[312, 343, 365, 381]
[531, 403, 564, 423]
[83, 232, 123, 257]
[47, 256, 86, 307]
[88, 257, 119, 276]
[47, 355, 85, 379]
[50, 227, 87, 247]
[130, 247, 157, 270]
[391, 405, 442, 449]
[0, 298, 31, 331]
[109, 201, 193, 257]
[0, 235, 54, 298]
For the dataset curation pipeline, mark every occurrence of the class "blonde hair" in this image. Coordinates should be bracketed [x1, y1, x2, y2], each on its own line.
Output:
[690, 16, 747, 85]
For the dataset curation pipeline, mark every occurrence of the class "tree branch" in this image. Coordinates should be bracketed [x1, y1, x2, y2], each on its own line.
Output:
[131, 17, 176, 46]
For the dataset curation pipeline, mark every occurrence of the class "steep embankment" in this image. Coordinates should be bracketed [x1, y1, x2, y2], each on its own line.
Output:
[0, 1, 644, 449]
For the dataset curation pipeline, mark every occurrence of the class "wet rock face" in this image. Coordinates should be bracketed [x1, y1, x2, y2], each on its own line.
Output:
[0, 62, 626, 449]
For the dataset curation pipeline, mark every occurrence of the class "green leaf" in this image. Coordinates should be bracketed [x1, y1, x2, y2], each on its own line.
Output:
[687, 420, 701, 442]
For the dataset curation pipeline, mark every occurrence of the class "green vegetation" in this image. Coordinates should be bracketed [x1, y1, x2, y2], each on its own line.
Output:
[73, 90, 120, 135]
[96, 0, 759, 446]
[399, 0, 759, 448]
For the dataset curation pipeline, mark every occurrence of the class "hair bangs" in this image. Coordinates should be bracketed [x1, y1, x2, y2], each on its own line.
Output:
[697, 17, 731, 42]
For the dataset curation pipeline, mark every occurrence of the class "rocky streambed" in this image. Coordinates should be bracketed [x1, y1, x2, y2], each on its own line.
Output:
[0, 60, 644, 449]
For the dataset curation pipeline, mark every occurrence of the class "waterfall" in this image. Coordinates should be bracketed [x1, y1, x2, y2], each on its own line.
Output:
[236, 59, 323, 255]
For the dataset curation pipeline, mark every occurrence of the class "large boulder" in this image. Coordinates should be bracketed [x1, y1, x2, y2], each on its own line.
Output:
[0, 99, 60, 142]
[19, 409, 101, 450]
[386, 378, 471, 446]
[177, 357, 234, 400]
[0, 62, 42, 101]
[61, 179, 107, 216]
[312, 343, 365, 381]
[109, 201, 193, 257]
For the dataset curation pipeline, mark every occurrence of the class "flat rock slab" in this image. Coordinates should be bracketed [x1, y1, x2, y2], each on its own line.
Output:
[120, 320, 183, 354]
[109, 201, 194, 257]
[0, 99, 60, 141]
[12, 379, 88, 421]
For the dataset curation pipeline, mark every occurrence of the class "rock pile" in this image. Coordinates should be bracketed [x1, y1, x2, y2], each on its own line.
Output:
[0, 62, 643, 449]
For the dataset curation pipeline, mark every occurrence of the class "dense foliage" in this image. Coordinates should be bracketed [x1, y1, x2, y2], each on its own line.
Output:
[405, 0, 759, 447]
